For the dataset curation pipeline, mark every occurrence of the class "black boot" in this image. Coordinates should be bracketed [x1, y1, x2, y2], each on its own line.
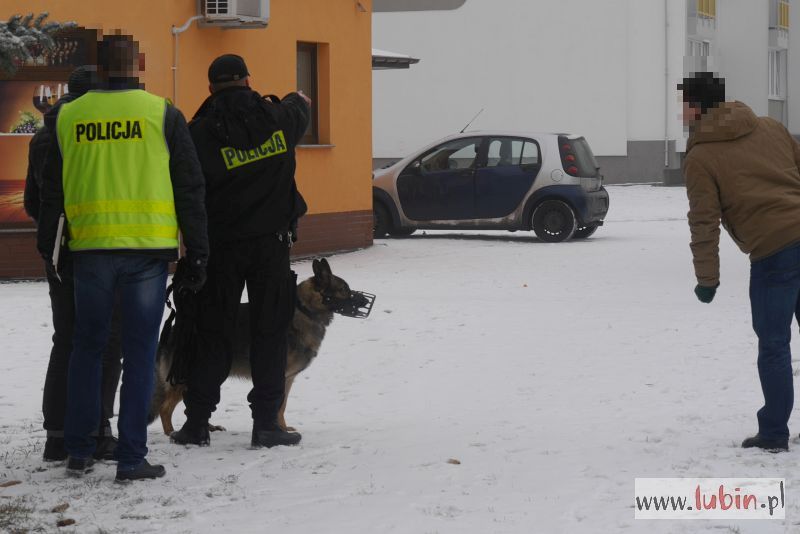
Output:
[115, 460, 166, 482]
[93, 435, 118, 461]
[251, 422, 302, 448]
[66, 456, 95, 477]
[43, 437, 67, 462]
[170, 422, 210, 446]
[742, 434, 788, 452]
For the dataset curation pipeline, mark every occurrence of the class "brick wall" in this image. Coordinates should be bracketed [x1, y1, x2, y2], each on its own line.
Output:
[291, 210, 374, 258]
[0, 210, 373, 279]
[0, 230, 44, 279]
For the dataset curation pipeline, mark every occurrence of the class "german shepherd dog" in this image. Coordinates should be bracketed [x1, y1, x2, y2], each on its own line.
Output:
[148, 258, 374, 434]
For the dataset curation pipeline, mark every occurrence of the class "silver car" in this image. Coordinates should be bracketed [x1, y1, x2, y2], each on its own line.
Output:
[372, 131, 609, 242]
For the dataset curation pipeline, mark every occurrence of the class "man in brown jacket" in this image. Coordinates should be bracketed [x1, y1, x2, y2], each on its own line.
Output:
[680, 72, 800, 452]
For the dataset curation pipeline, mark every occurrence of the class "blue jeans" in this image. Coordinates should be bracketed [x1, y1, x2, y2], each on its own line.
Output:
[750, 242, 800, 441]
[64, 254, 167, 469]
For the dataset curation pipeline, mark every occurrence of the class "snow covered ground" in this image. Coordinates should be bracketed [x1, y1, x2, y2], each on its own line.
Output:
[1, 185, 799, 533]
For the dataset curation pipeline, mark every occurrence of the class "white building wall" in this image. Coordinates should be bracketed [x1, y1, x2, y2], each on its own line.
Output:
[372, 0, 629, 158]
[789, 0, 800, 133]
[625, 0, 687, 149]
[715, 0, 770, 116]
[626, 0, 666, 141]
[373, 0, 785, 180]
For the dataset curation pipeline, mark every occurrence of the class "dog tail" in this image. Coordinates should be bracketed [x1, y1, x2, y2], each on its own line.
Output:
[148, 346, 167, 426]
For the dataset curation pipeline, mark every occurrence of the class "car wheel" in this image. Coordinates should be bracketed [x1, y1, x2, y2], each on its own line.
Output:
[532, 200, 577, 243]
[389, 227, 416, 237]
[373, 203, 391, 239]
[573, 224, 599, 239]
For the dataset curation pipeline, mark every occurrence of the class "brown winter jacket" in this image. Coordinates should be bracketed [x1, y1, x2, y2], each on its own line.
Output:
[683, 101, 800, 286]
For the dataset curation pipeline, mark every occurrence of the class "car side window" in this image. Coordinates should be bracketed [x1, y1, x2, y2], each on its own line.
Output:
[420, 138, 481, 173]
[486, 138, 526, 167]
[521, 141, 540, 167]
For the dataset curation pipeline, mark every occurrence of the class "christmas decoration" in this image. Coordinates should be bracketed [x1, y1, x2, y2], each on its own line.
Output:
[0, 13, 76, 77]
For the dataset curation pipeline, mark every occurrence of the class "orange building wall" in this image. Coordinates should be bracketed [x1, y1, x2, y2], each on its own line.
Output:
[5, 0, 373, 216]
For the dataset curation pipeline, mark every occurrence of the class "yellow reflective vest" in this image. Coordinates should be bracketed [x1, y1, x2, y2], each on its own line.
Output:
[56, 90, 178, 252]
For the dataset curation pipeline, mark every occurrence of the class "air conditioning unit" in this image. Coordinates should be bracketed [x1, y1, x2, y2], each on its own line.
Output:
[200, 0, 270, 28]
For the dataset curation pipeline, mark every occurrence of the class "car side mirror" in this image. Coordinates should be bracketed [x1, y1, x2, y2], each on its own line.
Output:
[406, 160, 423, 176]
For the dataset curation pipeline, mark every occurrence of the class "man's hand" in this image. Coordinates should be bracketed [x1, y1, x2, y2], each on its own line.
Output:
[175, 256, 207, 294]
[44, 259, 60, 282]
[694, 283, 718, 303]
[297, 90, 312, 108]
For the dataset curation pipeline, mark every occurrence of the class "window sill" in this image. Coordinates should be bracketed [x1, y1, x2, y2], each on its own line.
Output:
[298, 144, 336, 149]
[768, 96, 786, 101]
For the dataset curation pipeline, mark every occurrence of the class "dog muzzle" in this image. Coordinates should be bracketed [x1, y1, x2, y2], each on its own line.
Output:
[325, 290, 376, 318]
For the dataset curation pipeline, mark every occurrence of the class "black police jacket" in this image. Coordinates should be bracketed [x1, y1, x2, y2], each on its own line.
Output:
[188, 86, 310, 245]
[25, 93, 85, 224]
[24, 128, 50, 223]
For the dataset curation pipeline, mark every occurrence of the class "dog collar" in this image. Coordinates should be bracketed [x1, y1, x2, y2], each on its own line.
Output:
[295, 298, 320, 319]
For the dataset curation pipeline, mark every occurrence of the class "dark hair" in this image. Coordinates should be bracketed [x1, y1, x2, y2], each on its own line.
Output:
[97, 34, 139, 74]
[678, 72, 725, 114]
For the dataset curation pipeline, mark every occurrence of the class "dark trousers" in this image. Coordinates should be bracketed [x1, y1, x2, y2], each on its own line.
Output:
[184, 235, 294, 427]
[750, 242, 800, 441]
[43, 259, 122, 437]
[64, 254, 167, 469]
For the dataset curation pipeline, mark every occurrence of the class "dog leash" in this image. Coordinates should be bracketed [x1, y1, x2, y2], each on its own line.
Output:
[158, 284, 177, 349]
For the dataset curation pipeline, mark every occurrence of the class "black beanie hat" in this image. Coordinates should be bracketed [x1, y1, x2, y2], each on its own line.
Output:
[67, 66, 97, 96]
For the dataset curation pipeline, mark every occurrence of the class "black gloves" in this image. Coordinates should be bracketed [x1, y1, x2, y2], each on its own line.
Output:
[44, 259, 58, 280]
[694, 283, 719, 304]
[175, 256, 207, 294]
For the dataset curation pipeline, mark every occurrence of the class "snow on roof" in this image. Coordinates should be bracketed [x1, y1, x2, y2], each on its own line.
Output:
[372, 48, 420, 69]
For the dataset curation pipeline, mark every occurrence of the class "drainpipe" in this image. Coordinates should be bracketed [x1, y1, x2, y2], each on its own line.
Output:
[171, 15, 204, 106]
[664, 0, 670, 167]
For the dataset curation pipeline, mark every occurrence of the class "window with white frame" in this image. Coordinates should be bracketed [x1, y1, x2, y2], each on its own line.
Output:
[769, 49, 787, 99]
[687, 39, 711, 71]
[688, 40, 710, 57]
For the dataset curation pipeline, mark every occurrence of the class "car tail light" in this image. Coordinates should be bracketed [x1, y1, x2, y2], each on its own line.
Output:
[559, 138, 580, 177]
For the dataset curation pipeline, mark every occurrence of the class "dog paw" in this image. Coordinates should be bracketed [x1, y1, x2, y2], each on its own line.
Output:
[208, 424, 227, 432]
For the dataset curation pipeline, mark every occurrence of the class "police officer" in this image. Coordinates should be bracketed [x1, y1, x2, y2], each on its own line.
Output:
[25, 66, 123, 463]
[38, 34, 209, 480]
[170, 54, 310, 448]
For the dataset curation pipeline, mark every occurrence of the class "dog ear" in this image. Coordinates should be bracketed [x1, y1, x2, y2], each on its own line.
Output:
[320, 258, 331, 273]
[312, 258, 331, 287]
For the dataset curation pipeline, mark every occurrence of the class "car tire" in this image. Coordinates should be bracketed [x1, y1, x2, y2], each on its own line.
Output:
[573, 224, 599, 239]
[532, 200, 577, 243]
[373, 203, 391, 239]
[389, 227, 416, 237]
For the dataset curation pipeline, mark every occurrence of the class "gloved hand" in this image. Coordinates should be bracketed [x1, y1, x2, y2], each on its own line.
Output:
[175, 256, 207, 294]
[44, 258, 58, 279]
[694, 283, 718, 303]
